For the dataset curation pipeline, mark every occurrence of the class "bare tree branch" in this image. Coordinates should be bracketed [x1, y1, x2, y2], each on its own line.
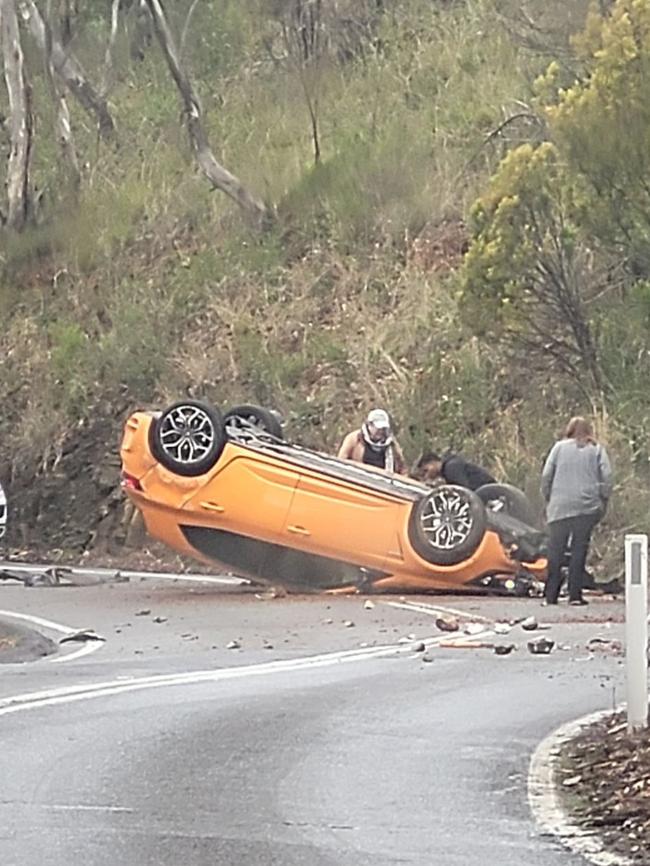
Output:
[465, 111, 544, 169]
[180, 0, 200, 61]
[281, 2, 324, 165]
[2, 0, 34, 230]
[18, 0, 116, 139]
[144, 0, 270, 226]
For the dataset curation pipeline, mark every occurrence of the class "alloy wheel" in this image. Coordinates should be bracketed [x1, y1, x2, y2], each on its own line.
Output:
[418, 487, 474, 550]
[158, 404, 216, 466]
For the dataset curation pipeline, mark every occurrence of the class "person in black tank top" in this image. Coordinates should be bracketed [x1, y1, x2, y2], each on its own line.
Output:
[362, 439, 388, 469]
[337, 408, 407, 474]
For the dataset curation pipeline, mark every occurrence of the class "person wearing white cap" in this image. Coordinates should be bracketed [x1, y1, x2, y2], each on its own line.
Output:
[337, 408, 407, 474]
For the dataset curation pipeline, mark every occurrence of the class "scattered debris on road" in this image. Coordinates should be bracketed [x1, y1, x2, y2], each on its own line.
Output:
[463, 622, 485, 636]
[343, 620, 355, 628]
[59, 629, 106, 644]
[0, 566, 71, 587]
[586, 636, 624, 656]
[493, 644, 515, 656]
[435, 615, 460, 632]
[363, 600, 375, 610]
[520, 616, 538, 632]
[153, 615, 168, 624]
[255, 587, 287, 600]
[135, 609, 151, 616]
[527, 637, 555, 655]
[226, 640, 241, 649]
[439, 639, 493, 649]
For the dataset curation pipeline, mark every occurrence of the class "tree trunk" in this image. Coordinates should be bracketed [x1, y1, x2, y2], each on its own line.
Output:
[58, 0, 76, 45]
[129, 0, 152, 62]
[144, 0, 270, 226]
[102, 0, 121, 96]
[1, 0, 33, 230]
[43, 4, 79, 188]
[19, 0, 115, 140]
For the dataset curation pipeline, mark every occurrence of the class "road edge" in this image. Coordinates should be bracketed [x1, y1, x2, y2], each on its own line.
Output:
[0, 616, 58, 663]
[528, 707, 632, 866]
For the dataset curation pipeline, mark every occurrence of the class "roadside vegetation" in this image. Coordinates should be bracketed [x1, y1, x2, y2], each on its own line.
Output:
[559, 711, 649, 864]
[0, 0, 646, 575]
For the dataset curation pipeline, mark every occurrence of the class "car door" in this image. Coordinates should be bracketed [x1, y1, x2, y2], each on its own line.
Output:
[282, 470, 400, 572]
[184, 444, 298, 535]
[180, 445, 300, 576]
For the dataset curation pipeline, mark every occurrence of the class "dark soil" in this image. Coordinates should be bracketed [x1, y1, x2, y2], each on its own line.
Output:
[1, 407, 211, 572]
[559, 711, 650, 863]
[4, 409, 126, 556]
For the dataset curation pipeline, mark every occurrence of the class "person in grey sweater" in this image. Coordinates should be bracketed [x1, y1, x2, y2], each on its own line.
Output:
[541, 416, 613, 606]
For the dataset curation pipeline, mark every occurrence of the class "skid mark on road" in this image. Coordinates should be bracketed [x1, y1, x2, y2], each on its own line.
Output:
[0, 627, 494, 721]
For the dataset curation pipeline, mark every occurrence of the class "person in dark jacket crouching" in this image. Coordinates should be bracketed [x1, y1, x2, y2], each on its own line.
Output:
[412, 451, 496, 491]
[541, 416, 613, 607]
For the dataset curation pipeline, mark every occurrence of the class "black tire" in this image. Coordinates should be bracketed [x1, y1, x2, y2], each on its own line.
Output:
[149, 400, 225, 477]
[223, 404, 284, 441]
[475, 483, 538, 527]
[408, 485, 487, 566]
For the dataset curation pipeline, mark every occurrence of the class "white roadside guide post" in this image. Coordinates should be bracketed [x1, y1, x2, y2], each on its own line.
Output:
[625, 533, 648, 733]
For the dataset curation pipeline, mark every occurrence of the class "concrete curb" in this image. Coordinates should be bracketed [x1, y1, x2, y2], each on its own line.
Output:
[528, 708, 632, 866]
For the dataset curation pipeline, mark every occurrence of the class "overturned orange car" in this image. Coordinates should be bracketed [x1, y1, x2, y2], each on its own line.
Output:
[120, 401, 547, 594]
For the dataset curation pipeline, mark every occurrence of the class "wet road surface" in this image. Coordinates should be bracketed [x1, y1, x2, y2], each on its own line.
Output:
[0, 578, 627, 865]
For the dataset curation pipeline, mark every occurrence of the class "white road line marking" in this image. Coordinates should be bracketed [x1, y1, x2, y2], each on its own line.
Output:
[382, 599, 493, 624]
[49, 643, 101, 664]
[0, 628, 495, 720]
[0, 608, 75, 635]
[0, 561, 247, 586]
[45, 804, 134, 814]
[119, 572, 246, 586]
[0, 609, 104, 664]
[528, 708, 632, 866]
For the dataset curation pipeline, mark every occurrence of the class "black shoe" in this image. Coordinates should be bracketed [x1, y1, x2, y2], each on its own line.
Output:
[569, 598, 588, 606]
[541, 599, 558, 606]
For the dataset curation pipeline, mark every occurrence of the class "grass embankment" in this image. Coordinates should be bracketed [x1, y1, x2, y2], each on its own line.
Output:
[0, 0, 638, 574]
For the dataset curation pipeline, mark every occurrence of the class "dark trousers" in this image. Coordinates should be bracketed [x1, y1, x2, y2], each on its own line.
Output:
[545, 513, 600, 603]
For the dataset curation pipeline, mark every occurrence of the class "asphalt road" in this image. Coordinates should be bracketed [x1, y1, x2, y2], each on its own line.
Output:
[0, 578, 628, 866]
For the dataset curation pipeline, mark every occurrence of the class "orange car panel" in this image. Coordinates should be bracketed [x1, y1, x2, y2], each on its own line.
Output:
[282, 472, 400, 570]
[184, 444, 299, 536]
